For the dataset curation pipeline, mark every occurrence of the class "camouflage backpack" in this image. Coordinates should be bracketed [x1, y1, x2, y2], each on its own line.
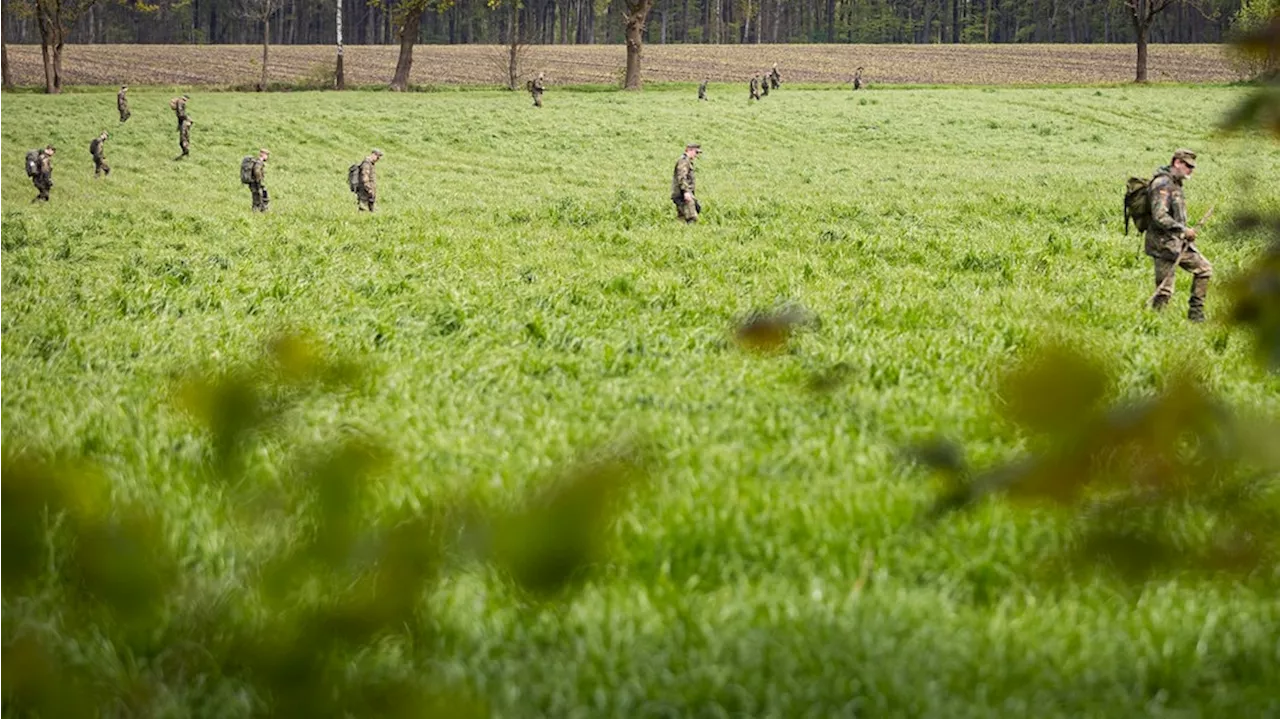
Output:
[25, 149, 41, 177]
[1124, 175, 1153, 235]
[240, 156, 256, 184]
[347, 163, 361, 193]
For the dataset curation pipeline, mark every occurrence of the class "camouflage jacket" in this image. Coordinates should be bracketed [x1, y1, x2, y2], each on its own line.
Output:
[90, 138, 105, 159]
[173, 98, 188, 120]
[117, 90, 129, 109]
[38, 152, 53, 180]
[358, 159, 377, 195]
[251, 158, 266, 184]
[698, 81, 707, 97]
[1144, 167, 1189, 260]
[750, 77, 759, 92]
[531, 78, 545, 93]
[672, 155, 695, 200]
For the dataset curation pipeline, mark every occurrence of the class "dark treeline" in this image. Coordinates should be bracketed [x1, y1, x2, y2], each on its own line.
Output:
[1, 0, 1241, 47]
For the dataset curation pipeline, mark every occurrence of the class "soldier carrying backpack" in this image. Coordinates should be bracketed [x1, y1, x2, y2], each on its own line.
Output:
[349, 149, 383, 212]
[25, 145, 55, 202]
[240, 148, 271, 212]
[1130, 149, 1211, 322]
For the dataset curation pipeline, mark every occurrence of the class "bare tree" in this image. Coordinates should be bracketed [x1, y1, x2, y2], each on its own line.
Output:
[0, 0, 11, 88]
[371, 0, 452, 91]
[1126, 0, 1179, 82]
[336, 0, 345, 89]
[622, 0, 654, 89]
[13, 0, 97, 93]
[486, 0, 531, 90]
[241, 0, 281, 90]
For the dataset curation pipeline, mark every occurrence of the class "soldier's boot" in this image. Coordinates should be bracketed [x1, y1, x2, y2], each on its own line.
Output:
[1188, 283, 1209, 323]
[1150, 293, 1171, 312]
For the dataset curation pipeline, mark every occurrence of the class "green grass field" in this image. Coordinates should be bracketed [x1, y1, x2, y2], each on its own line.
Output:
[4, 85, 1280, 716]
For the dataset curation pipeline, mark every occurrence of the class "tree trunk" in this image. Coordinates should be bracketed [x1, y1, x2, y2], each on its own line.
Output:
[261, 14, 270, 90]
[1135, 24, 1148, 82]
[2, 38, 12, 91]
[336, 0, 345, 88]
[623, 0, 651, 89]
[390, 10, 420, 91]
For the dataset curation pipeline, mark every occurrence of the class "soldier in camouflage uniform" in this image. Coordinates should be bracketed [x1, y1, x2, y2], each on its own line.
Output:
[1145, 149, 1211, 322]
[89, 131, 111, 177]
[671, 143, 702, 224]
[178, 118, 193, 158]
[29, 145, 56, 202]
[171, 94, 190, 131]
[356, 148, 383, 212]
[761, 73, 770, 97]
[769, 63, 781, 89]
[249, 148, 270, 212]
[853, 67, 864, 90]
[530, 72, 545, 108]
[698, 79, 708, 101]
[749, 76, 761, 101]
[118, 85, 131, 122]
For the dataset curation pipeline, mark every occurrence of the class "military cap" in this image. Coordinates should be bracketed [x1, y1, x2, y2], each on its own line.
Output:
[685, 142, 701, 150]
[1172, 148, 1197, 167]
[371, 148, 384, 156]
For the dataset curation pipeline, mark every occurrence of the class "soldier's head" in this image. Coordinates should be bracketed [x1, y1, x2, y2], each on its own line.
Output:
[44, 145, 56, 156]
[684, 143, 701, 159]
[369, 148, 384, 164]
[100, 131, 109, 141]
[259, 148, 270, 161]
[1171, 148, 1197, 180]
[182, 94, 190, 100]
[121, 85, 128, 91]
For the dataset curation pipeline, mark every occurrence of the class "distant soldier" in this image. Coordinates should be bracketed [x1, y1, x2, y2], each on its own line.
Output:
[170, 94, 190, 131]
[769, 63, 781, 89]
[698, 79, 708, 101]
[749, 76, 761, 101]
[761, 74, 770, 97]
[354, 148, 383, 212]
[25, 145, 55, 202]
[89, 131, 111, 177]
[671, 143, 702, 224]
[530, 72, 545, 108]
[1145, 148, 1211, 322]
[178, 117, 193, 158]
[117, 85, 131, 122]
[853, 67, 864, 90]
[241, 148, 270, 212]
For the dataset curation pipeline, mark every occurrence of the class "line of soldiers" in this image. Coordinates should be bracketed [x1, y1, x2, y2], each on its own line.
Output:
[28, 91, 383, 214]
[750, 64, 782, 101]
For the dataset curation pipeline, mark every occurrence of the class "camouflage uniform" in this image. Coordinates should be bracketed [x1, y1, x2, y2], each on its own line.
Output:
[531, 74, 545, 108]
[853, 67, 864, 90]
[671, 147, 700, 223]
[118, 87, 131, 122]
[769, 64, 780, 89]
[29, 148, 54, 202]
[172, 95, 189, 132]
[1144, 150, 1211, 321]
[90, 134, 110, 177]
[698, 80, 708, 101]
[179, 118, 192, 157]
[357, 153, 380, 212]
[749, 76, 761, 101]
[249, 155, 269, 212]
[761, 75, 770, 97]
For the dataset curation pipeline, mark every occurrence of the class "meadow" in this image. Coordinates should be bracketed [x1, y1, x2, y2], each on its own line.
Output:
[3, 85, 1280, 716]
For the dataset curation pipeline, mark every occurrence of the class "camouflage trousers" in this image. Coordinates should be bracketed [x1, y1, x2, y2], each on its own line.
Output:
[673, 197, 699, 223]
[119, 105, 130, 123]
[31, 176, 51, 201]
[357, 187, 376, 212]
[250, 182, 270, 212]
[179, 136, 190, 156]
[94, 156, 111, 177]
[532, 91, 543, 108]
[1150, 244, 1212, 320]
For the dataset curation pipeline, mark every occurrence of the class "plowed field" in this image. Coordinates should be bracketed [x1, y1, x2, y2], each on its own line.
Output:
[4, 42, 1238, 87]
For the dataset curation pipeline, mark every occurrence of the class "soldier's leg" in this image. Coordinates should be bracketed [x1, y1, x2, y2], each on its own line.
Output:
[1150, 256, 1177, 310]
[1180, 250, 1213, 322]
[681, 198, 699, 224]
[251, 184, 261, 210]
[94, 158, 103, 177]
[260, 186, 270, 212]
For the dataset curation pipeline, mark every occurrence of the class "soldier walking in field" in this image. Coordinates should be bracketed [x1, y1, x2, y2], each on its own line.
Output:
[769, 63, 781, 89]
[761, 73, 770, 97]
[1145, 149, 1211, 322]
[177, 118, 193, 158]
[353, 148, 383, 212]
[117, 85, 131, 122]
[89, 131, 111, 177]
[698, 79, 708, 101]
[749, 76, 761, 101]
[853, 67, 864, 90]
[170, 94, 190, 131]
[25, 145, 55, 202]
[530, 72, 545, 107]
[671, 143, 702, 224]
[241, 148, 270, 212]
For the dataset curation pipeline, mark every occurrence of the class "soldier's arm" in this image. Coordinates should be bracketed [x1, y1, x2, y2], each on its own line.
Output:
[1148, 181, 1186, 234]
[676, 161, 693, 194]
[360, 163, 372, 185]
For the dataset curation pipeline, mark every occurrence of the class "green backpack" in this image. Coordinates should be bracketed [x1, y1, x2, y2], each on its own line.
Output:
[1124, 175, 1153, 235]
